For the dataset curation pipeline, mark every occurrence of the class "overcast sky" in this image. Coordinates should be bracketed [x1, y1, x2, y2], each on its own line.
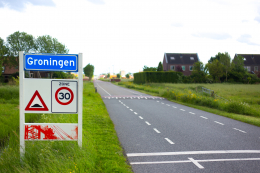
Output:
[1, 0, 260, 75]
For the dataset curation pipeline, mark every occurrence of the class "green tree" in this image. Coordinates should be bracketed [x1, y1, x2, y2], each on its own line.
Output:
[7, 31, 35, 56]
[107, 73, 110, 78]
[0, 37, 9, 76]
[208, 52, 222, 63]
[207, 59, 224, 82]
[157, 61, 163, 71]
[143, 65, 157, 71]
[229, 55, 247, 82]
[219, 52, 231, 82]
[117, 73, 120, 78]
[35, 35, 69, 54]
[191, 62, 207, 83]
[126, 74, 130, 78]
[84, 64, 94, 81]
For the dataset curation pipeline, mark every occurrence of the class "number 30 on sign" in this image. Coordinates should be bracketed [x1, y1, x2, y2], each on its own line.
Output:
[51, 80, 77, 113]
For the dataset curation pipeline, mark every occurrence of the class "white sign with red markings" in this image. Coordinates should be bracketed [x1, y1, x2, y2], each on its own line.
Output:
[51, 80, 77, 113]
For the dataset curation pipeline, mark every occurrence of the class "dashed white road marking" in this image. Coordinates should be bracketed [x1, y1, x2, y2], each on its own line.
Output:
[173, 106, 177, 108]
[166, 104, 170, 106]
[189, 112, 195, 114]
[165, 138, 174, 144]
[233, 128, 247, 133]
[161, 103, 164, 104]
[130, 109, 133, 111]
[145, 121, 151, 125]
[214, 121, 224, 125]
[139, 116, 143, 119]
[188, 158, 204, 169]
[180, 109, 185, 111]
[157, 101, 160, 102]
[200, 116, 208, 119]
[134, 112, 137, 115]
[153, 128, 161, 133]
[126, 107, 129, 108]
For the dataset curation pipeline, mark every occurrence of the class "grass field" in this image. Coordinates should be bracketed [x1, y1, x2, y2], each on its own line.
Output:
[117, 81, 260, 127]
[0, 82, 132, 173]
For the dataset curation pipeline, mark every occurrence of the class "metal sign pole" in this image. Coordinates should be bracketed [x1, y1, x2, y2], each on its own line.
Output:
[19, 51, 25, 157]
[78, 53, 83, 147]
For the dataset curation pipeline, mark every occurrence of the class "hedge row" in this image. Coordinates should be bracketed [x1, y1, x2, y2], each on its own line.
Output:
[134, 71, 183, 84]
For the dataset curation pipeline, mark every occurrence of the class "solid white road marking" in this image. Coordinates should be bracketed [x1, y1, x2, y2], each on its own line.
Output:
[153, 128, 161, 133]
[130, 109, 133, 111]
[180, 109, 185, 111]
[165, 138, 174, 144]
[96, 83, 111, 96]
[127, 150, 260, 157]
[188, 158, 204, 169]
[200, 116, 208, 119]
[139, 116, 143, 119]
[189, 112, 195, 114]
[233, 128, 247, 133]
[130, 158, 260, 165]
[214, 121, 224, 125]
[145, 121, 151, 125]
[134, 112, 138, 115]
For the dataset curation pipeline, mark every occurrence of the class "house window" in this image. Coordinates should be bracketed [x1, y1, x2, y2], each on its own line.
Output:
[245, 66, 250, 71]
[254, 66, 258, 71]
[170, 57, 175, 60]
[170, 65, 175, 71]
[182, 66, 185, 71]
[1, 66, 4, 73]
[244, 58, 246, 61]
[189, 66, 193, 71]
[190, 57, 194, 60]
[30, 73, 34, 78]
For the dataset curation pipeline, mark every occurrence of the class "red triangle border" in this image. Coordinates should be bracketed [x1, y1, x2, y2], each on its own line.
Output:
[25, 90, 49, 111]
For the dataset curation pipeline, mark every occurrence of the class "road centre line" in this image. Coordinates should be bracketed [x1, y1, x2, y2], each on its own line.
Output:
[188, 158, 204, 169]
[127, 150, 260, 157]
[130, 158, 260, 165]
[134, 112, 138, 115]
[233, 128, 247, 133]
[161, 103, 164, 104]
[130, 109, 133, 111]
[189, 112, 195, 114]
[166, 104, 170, 106]
[214, 121, 224, 125]
[157, 101, 159, 102]
[173, 106, 177, 108]
[96, 83, 111, 96]
[153, 128, 161, 133]
[200, 116, 208, 119]
[139, 116, 143, 119]
[180, 109, 185, 111]
[126, 107, 129, 108]
[145, 121, 151, 125]
[165, 138, 174, 144]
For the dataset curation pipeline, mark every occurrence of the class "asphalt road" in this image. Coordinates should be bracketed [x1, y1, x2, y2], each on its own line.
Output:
[94, 80, 260, 173]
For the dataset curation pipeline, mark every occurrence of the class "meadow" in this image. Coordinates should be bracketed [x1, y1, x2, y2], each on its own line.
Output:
[117, 82, 260, 127]
[0, 82, 132, 173]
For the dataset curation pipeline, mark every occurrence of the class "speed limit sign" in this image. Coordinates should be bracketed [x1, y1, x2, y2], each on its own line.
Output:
[51, 80, 77, 113]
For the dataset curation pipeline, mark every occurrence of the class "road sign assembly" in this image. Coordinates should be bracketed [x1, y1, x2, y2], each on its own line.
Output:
[19, 52, 83, 157]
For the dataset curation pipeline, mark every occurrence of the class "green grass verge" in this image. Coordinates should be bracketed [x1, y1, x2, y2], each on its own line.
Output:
[115, 82, 260, 127]
[0, 82, 132, 173]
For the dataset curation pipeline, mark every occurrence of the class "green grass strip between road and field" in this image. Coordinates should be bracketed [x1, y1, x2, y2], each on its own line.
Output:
[0, 82, 132, 173]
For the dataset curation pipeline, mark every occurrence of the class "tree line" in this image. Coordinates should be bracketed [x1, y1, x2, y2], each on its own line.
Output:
[0, 31, 69, 79]
[143, 53, 259, 84]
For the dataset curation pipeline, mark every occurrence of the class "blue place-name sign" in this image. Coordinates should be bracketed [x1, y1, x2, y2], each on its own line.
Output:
[24, 54, 78, 71]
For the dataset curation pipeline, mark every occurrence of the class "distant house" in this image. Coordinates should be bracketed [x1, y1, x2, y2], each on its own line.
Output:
[163, 53, 199, 76]
[234, 54, 260, 75]
[1, 65, 19, 82]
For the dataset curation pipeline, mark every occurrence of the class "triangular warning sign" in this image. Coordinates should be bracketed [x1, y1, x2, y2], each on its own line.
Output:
[25, 90, 49, 111]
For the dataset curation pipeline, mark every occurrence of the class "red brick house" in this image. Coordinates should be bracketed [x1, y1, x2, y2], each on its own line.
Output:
[163, 53, 199, 76]
[234, 54, 260, 76]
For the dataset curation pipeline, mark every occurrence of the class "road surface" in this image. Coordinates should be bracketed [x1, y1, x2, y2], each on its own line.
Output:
[94, 80, 260, 173]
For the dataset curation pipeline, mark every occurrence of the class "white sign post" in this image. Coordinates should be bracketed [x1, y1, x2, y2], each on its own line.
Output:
[19, 52, 83, 157]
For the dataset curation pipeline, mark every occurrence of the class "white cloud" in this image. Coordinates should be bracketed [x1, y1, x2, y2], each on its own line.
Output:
[0, 0, 55, 11]
[192, 32, 232, 40]
[87, 0, 105, 5]
[237, 34, 259, 45]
